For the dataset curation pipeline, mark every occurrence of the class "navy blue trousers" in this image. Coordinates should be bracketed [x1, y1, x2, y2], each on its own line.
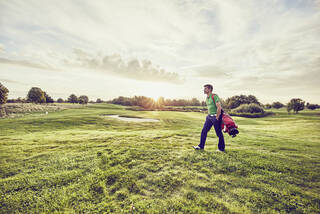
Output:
[199, 115, 225, 151]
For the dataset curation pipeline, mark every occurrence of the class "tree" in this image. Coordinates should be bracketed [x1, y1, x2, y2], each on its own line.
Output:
[225, 95, 260, 109]
[68, 94, 78, 103]
[27, 87, 46, 103]
[7, 97, 26, 103]
[156, 97, 165, 109]
[96, 98, 103, 103]
[191, 98, 201, 106]
[44, 92, 54, 103]
[57, 98, 64, 103]
[0, 83, 9, 117]
[287, 98, 305, 114]
[0, 83, 9, 105]
[272, 101, 284, 109]
[247, 95, 260, 105]
[134, 96, 155, 109]
[78, 95, 89, 104]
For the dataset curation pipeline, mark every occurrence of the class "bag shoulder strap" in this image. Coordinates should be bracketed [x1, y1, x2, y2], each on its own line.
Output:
[211, 94, 216, 104]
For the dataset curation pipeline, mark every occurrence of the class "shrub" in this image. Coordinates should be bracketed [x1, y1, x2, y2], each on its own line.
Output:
[232, 103, 265, 114]
[230, 112, 274, 118]
[27, 87, 46, 103]
[306, 103, 319, 110]
[57, 98, 64, 103]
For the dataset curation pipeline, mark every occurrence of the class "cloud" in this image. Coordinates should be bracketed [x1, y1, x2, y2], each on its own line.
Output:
[0, 78, 24, 84]
[1, 0, 320, 102]
[190, 1, 320, 100]
[65, 49, 183, 83]
[186, 64, 231, 78]
[0, 57, 58, 71]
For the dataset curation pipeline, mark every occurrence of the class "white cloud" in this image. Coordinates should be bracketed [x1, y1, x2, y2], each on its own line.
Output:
[65, 49, 183, 83]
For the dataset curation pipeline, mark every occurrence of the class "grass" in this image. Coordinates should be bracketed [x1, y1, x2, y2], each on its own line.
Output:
[0, 105, 319, 213]
[2, 103, 84, 118]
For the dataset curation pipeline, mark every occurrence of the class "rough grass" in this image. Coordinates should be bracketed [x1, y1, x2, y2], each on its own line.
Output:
[0, 104, 319, 213]
[2, 103, 84, 118]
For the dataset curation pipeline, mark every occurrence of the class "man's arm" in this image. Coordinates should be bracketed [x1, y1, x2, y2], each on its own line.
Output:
[216, 101, 222, 120]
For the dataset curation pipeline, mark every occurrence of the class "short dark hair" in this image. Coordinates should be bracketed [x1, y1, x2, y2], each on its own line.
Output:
[204, 84, 213, 91]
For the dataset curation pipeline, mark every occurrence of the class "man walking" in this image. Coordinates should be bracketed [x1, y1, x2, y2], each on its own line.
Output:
[193, 84, 225, 152]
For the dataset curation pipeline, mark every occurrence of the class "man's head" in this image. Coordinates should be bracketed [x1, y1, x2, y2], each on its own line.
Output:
[203, 84, 213, 95]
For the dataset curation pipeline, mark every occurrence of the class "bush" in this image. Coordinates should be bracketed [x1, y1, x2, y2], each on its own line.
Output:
[27, 87, 46, 103]
[57, 98, 64, 103]
[232, 103, 265, 114]
[229, 112, 274, 118]
[96, 98, 103, 103]
[306, 103, 319, 110]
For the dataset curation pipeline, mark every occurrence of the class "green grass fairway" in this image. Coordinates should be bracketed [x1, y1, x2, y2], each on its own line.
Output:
[1, 104, 319, 213]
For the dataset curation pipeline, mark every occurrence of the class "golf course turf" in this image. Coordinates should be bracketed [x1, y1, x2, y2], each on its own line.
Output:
[1, 104, 319, 213]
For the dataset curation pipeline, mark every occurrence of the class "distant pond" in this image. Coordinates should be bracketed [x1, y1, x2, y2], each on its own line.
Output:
[104, 115, 160, 123]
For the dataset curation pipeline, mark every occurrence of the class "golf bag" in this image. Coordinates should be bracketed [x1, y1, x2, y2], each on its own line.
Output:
[211, 94, 239, 137]
[221, 113, 239, 137]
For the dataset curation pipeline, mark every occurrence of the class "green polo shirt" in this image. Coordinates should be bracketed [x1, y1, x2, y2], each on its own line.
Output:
[206, 94, 221, 115]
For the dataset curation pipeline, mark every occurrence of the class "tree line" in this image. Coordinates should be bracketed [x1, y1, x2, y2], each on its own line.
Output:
[108, 94, 319, 114]
[0, 82, 319, 115]
[108, 96, 203, 109]
[0, 85, 91, 105]
[223, 95, 313, 114]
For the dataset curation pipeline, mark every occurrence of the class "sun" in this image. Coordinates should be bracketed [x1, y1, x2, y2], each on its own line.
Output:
[141, 83, 175, 101]
[143, 88, 164, 101]
[144, 91, 167, 101]
[150, 94, 161, 101]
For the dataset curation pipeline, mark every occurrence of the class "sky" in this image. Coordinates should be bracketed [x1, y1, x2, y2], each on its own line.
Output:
[0, 0, 319, 104]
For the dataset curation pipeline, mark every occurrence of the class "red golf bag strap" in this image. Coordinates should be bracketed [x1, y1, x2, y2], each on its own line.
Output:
[211, 94, 216, 104]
